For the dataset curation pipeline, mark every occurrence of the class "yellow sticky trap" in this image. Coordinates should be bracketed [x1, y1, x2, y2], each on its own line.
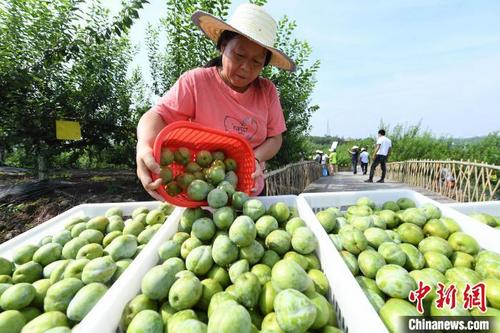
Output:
[56, 120, 82, 140]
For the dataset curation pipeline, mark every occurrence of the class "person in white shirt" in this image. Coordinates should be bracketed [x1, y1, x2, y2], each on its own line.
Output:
[359, 148, 369, 175]
[365, 129, 392, 183]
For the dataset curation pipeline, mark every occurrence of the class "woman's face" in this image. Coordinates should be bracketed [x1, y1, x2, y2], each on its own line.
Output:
[220, 35, 268, 92]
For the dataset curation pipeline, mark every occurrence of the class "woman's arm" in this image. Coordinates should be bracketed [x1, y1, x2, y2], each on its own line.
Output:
[136, 110, 167, 201]
[254, 134, 282, 163]
[251, 134, 283, 193]
[373, 144, 380, 159]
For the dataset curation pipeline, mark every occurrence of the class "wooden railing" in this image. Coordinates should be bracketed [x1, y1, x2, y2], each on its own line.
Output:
[378, 160, 500, 202]
[264, 161, 322, 196]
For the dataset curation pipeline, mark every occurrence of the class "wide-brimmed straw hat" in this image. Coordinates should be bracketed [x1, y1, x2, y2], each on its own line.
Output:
[191, 3, 296, 71]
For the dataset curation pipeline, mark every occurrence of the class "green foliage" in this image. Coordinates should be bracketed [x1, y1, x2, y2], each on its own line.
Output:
[263, 16, 320, 169]
[0, 0, 150, 177]
[147, 0, 230, 95]
[308, 136, 341, 147]
[463, 132, 500, 165]
[307, 122, 499, 167]
[249, 0, 267, 6]
[1, 0, 318, 174]
[146, 0, 319, 169]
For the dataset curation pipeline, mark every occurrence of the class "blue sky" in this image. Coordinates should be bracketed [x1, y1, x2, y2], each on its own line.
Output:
[107, 0, 500, 138]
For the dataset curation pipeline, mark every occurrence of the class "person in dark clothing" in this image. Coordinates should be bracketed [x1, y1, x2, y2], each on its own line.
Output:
[314, 150, 323, 164]
[350, 146, 359, 174]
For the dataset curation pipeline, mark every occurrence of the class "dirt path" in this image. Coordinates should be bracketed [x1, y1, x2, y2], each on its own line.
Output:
[304, 171, 455, 203]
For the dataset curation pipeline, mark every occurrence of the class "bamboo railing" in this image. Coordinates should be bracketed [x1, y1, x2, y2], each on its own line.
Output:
[264, 161, 322, 196]
[376, 160, 500, 202]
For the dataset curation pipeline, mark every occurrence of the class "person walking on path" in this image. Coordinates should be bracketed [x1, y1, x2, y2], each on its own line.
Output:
[360, 148, 369, 175]
[328, 149, 337, 175]
[321, 152, 329, 176]
[350, 146, 359, 174]
[365, 129, 392, 183]
[313, 150, 323, 164]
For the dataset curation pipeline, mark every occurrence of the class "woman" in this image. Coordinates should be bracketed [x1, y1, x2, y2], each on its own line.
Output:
[136, 4, 295, 200]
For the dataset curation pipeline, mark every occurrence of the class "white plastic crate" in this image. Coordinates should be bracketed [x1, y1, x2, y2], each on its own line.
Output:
[0, 201, 180, 332]
[300, 189, 499, 252]
[299, 189, 500, 333]
[295, 195, 387, 333]
[296, 195, 387, 333]
[0, 201, 168, 258]
[78, 195, 365, 333]
[446, 201, 500, 234]
[446, 201, 500, 217]
[74, 205, 183, 333]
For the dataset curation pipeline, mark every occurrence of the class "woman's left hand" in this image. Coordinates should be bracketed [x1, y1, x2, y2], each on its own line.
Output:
[251, 159, 263, 193]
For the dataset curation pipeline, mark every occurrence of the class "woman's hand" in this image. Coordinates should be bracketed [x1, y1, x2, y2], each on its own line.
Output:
[136, 141, 164, 201]
[251, 158, 264, 194]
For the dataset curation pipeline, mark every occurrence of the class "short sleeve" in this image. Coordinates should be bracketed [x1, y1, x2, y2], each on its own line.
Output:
[376, 137, 383, 145]
[266, 82, 286, 137]
[150, 72, 195, 124]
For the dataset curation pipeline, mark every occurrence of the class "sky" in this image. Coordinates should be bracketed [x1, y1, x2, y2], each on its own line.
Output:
[106, 0, 500, 138]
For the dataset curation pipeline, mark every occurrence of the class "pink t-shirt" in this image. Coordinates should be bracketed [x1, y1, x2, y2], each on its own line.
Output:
[151, 66, 286, 194]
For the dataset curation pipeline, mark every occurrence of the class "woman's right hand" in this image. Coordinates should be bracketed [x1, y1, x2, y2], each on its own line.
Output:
[136, 141, 165, 201]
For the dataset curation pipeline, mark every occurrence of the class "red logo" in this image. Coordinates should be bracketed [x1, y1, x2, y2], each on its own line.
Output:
[409, 281, 431, 314]
[435, 282, 457, 310]
[463, 282, 487, 312]
[409, 282, 488, 313]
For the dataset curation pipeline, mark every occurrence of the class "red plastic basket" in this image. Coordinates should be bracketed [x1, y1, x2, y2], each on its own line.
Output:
[152, 121, 255, 207]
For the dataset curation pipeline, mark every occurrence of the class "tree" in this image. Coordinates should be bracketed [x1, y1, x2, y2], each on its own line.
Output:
[146, 0, 230, 95]
[262, 16, 320, 168]
[146, 0, 319, 169]
[0, 0, 149, 178]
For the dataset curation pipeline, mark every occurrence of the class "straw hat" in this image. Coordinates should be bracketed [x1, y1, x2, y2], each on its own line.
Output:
[191, 3, 296, 71]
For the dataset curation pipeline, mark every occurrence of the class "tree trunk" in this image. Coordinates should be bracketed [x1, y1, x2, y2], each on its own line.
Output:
[38, 152, 48, 180]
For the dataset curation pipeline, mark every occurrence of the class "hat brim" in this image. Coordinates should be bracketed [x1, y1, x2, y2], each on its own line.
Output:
[192, 11, 296, 72]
